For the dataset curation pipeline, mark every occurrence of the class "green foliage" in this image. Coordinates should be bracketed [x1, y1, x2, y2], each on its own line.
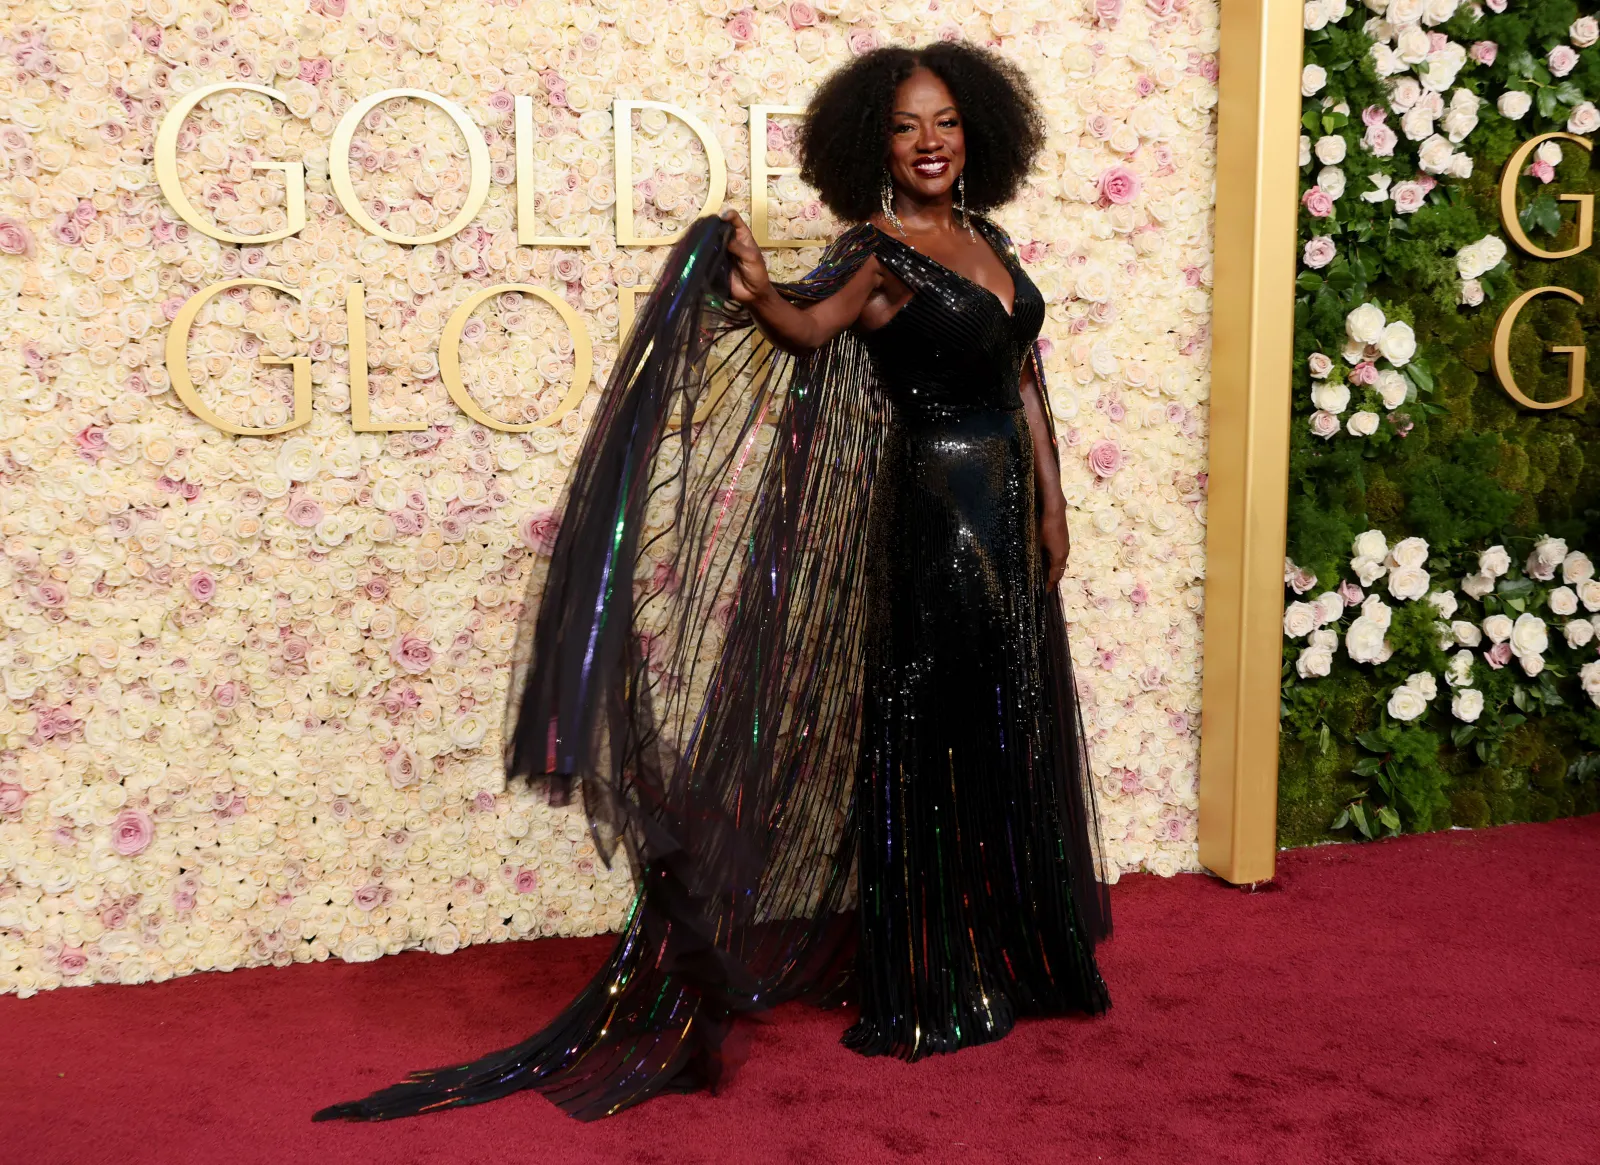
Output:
[1280, 5, 1600, 847]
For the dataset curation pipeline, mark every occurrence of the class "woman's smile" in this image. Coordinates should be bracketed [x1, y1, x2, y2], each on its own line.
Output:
[912, 154, 950, 178]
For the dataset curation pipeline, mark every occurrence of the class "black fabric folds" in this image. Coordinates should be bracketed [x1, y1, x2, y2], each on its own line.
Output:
[313, 215, 1109, 1125]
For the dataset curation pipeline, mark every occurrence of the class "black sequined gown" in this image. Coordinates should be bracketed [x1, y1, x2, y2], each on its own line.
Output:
[845, 225, 1109, 1055]
[316, 216, 1109, 1124]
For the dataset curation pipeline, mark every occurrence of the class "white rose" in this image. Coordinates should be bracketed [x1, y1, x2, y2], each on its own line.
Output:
[1390, 77, 1423, 111]
[1482, 614, 1513, 643]
[1300, 134, 1313, 167]
[1461, 573, 1494, 600]
[1297, 641, 1335, 678]
[1387, 684, 1429, 721]
[1347, 410, 1381, 436]
[1581, 580, 1600, 612]
[1423, 0, 1458, 25]
[1312, 380, 1352, 413]
[1564, 619, 1596, 649]
[1448, 153, 1474, 180]
[1537, 141, 1564, 167]
[1376, 370, 1410, 409]
[1518, 651, 1545, 677]
[1527, 536, 1568, 581]
[1346, 616, 1391, 663]
[1451, 688, 1484, 722]
[1572, 16, 1600, 47]
[1480, 545, 1511, 578]
[1302, 64, 1328, 96]
[1388, 565, 1431, 601]
[1309, 352, 1335, 378]
[1315, 135, 1348, 165]
[1389, 536, 1430, 569]
[1563, 552, 1595, 584]
[275, 438, 322, 483]
[1451, 619, 1483, 646]
[1388, 0, 1427, 24]
[1362, 173, 1394, 203]
[1417, 134, 1456, 175]
[1459, 279, 1485, 307]
[1441, 89, 1479, 142]
[1582, 660, 1600, 707]
[1456, 235, 1507, 280]
[1353, 556, 1388, 586]
[1362, 594, 1394, 629]
[1408, 671, 1439, 701]
[1549, 586, 1580, 616]
[1400, 105, 1436, 142]
[1372, 43, 1406, 77]
[1446, 649, 1475, 687]
[1346, 302, 1388, 344]
[1305, 0, 1330, 31]
[1510, 612, 1549, 657]
[1284, 601, 1319, 638]
[1428, 590, 1458, 619]
[1395, 25, 1431, 65]
[1569, 102, 1600, 135]
[1423, 43, 1467, 91]
[1498, 91, 1533, 121]
[1353, 530, 1389, 561]
[1319, 166, 1348, 200]
[1315, 591, 1347, 625]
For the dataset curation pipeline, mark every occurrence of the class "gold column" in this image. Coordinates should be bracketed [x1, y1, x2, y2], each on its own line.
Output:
[1196, 0, 1303, 883]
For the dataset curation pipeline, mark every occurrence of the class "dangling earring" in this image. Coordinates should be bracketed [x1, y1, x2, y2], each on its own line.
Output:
[956, 173, 976, 241]
[881, 170, 906, 237]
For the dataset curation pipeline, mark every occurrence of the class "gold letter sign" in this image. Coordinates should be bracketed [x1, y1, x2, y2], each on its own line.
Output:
[1492, 286, 1587, 410]
[1499, 132, 1595, 259]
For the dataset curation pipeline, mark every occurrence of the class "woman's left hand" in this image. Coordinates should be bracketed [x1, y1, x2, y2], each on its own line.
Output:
[1041, 504, 1070, 589]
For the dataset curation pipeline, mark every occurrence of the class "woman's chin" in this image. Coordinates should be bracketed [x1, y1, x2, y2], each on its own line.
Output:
[895, 174, 957, 202]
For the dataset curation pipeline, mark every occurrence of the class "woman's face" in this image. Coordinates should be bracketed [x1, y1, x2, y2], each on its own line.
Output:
[885, 67, 966, 203]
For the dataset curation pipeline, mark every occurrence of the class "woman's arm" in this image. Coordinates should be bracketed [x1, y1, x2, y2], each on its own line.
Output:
[720, 209, 882, 356]
[1019, 350, 1071, 588]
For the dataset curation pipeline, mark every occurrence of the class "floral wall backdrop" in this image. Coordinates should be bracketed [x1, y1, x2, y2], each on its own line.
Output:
[0, 0, 1219, 996]
[1284, 0, 1600, 844]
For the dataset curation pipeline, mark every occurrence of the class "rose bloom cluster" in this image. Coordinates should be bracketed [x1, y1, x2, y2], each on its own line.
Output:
[0, 0, 1219, 995]
[1301, 301, 1416, 440]
[1283, 530, 1600, 726]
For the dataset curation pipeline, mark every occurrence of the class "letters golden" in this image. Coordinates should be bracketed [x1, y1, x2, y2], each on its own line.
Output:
[1493, 133, 1593, 409]
[157, 87, 806, 434]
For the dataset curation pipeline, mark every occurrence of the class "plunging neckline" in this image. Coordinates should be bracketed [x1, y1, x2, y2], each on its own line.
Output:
[869, 222, 1018, 320]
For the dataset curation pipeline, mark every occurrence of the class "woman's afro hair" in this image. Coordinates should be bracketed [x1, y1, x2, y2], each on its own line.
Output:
[797, 41, 1045, 224]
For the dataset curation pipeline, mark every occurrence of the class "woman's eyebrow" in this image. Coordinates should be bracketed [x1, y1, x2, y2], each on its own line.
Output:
[890, 105, 959, 118]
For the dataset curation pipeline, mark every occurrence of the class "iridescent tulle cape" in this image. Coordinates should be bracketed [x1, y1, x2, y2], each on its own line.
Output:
[314, 215, 1108, 1123]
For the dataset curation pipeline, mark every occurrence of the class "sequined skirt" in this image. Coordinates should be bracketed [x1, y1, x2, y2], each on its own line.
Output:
[846, 405, 1110, 1059]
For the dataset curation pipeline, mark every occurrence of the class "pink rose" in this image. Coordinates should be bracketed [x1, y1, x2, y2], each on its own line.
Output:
[787, 1, 817, 27]
[0, 783, 27, 813]
[1362, 123, 1397, 157]
[59, 946, 88, 976]
[1469, 41, 1498, 65]
[391, 632, 435, 675]
[212, 681, 239, 708]
[1361, 106, 1388, 128]
[1095, 0, 1124, 25]
[1486, 641, 1513, 668]
[1549, 46, 1579, 78]
[309, 0, 347, 14]
[1301, 186, 1334, 218]
[353, 883, 389, 911]
[726, 10, 756, 42]
[1302, 236, 1336, 269]
[846, 28, 880, 55]
[286, 495, 324, 527]
[1529, 160, 1555, 183]
[188, 570, 216, 603]
[1087, 439, 1124, 477]
[0, 216, 35, 256]
[514, 869, 540, 894]
[1338, 580, 1364, 606]
[486, 89, 515, 115]
[1349, 361, 1379, 386]
[387, 747, 421, 789]
[1309, 410, 1341, 439]
[1098, 164, 1142, 205]
[1308, 352, 1333, 378]
[111, 808, 153, 856]
[520, 509, 561, 555]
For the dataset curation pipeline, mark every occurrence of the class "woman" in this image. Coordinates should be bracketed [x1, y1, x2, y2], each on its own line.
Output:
[316, 41, 1110, 1125]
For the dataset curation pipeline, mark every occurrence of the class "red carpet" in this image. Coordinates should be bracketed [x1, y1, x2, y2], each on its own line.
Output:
[4, 816, 1597, 1165]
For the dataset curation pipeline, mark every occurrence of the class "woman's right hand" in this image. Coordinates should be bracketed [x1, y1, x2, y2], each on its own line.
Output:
[720, 208, 772, 305]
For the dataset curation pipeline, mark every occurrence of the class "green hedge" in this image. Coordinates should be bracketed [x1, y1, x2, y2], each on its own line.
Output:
[1282, 0, 1600, 844]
